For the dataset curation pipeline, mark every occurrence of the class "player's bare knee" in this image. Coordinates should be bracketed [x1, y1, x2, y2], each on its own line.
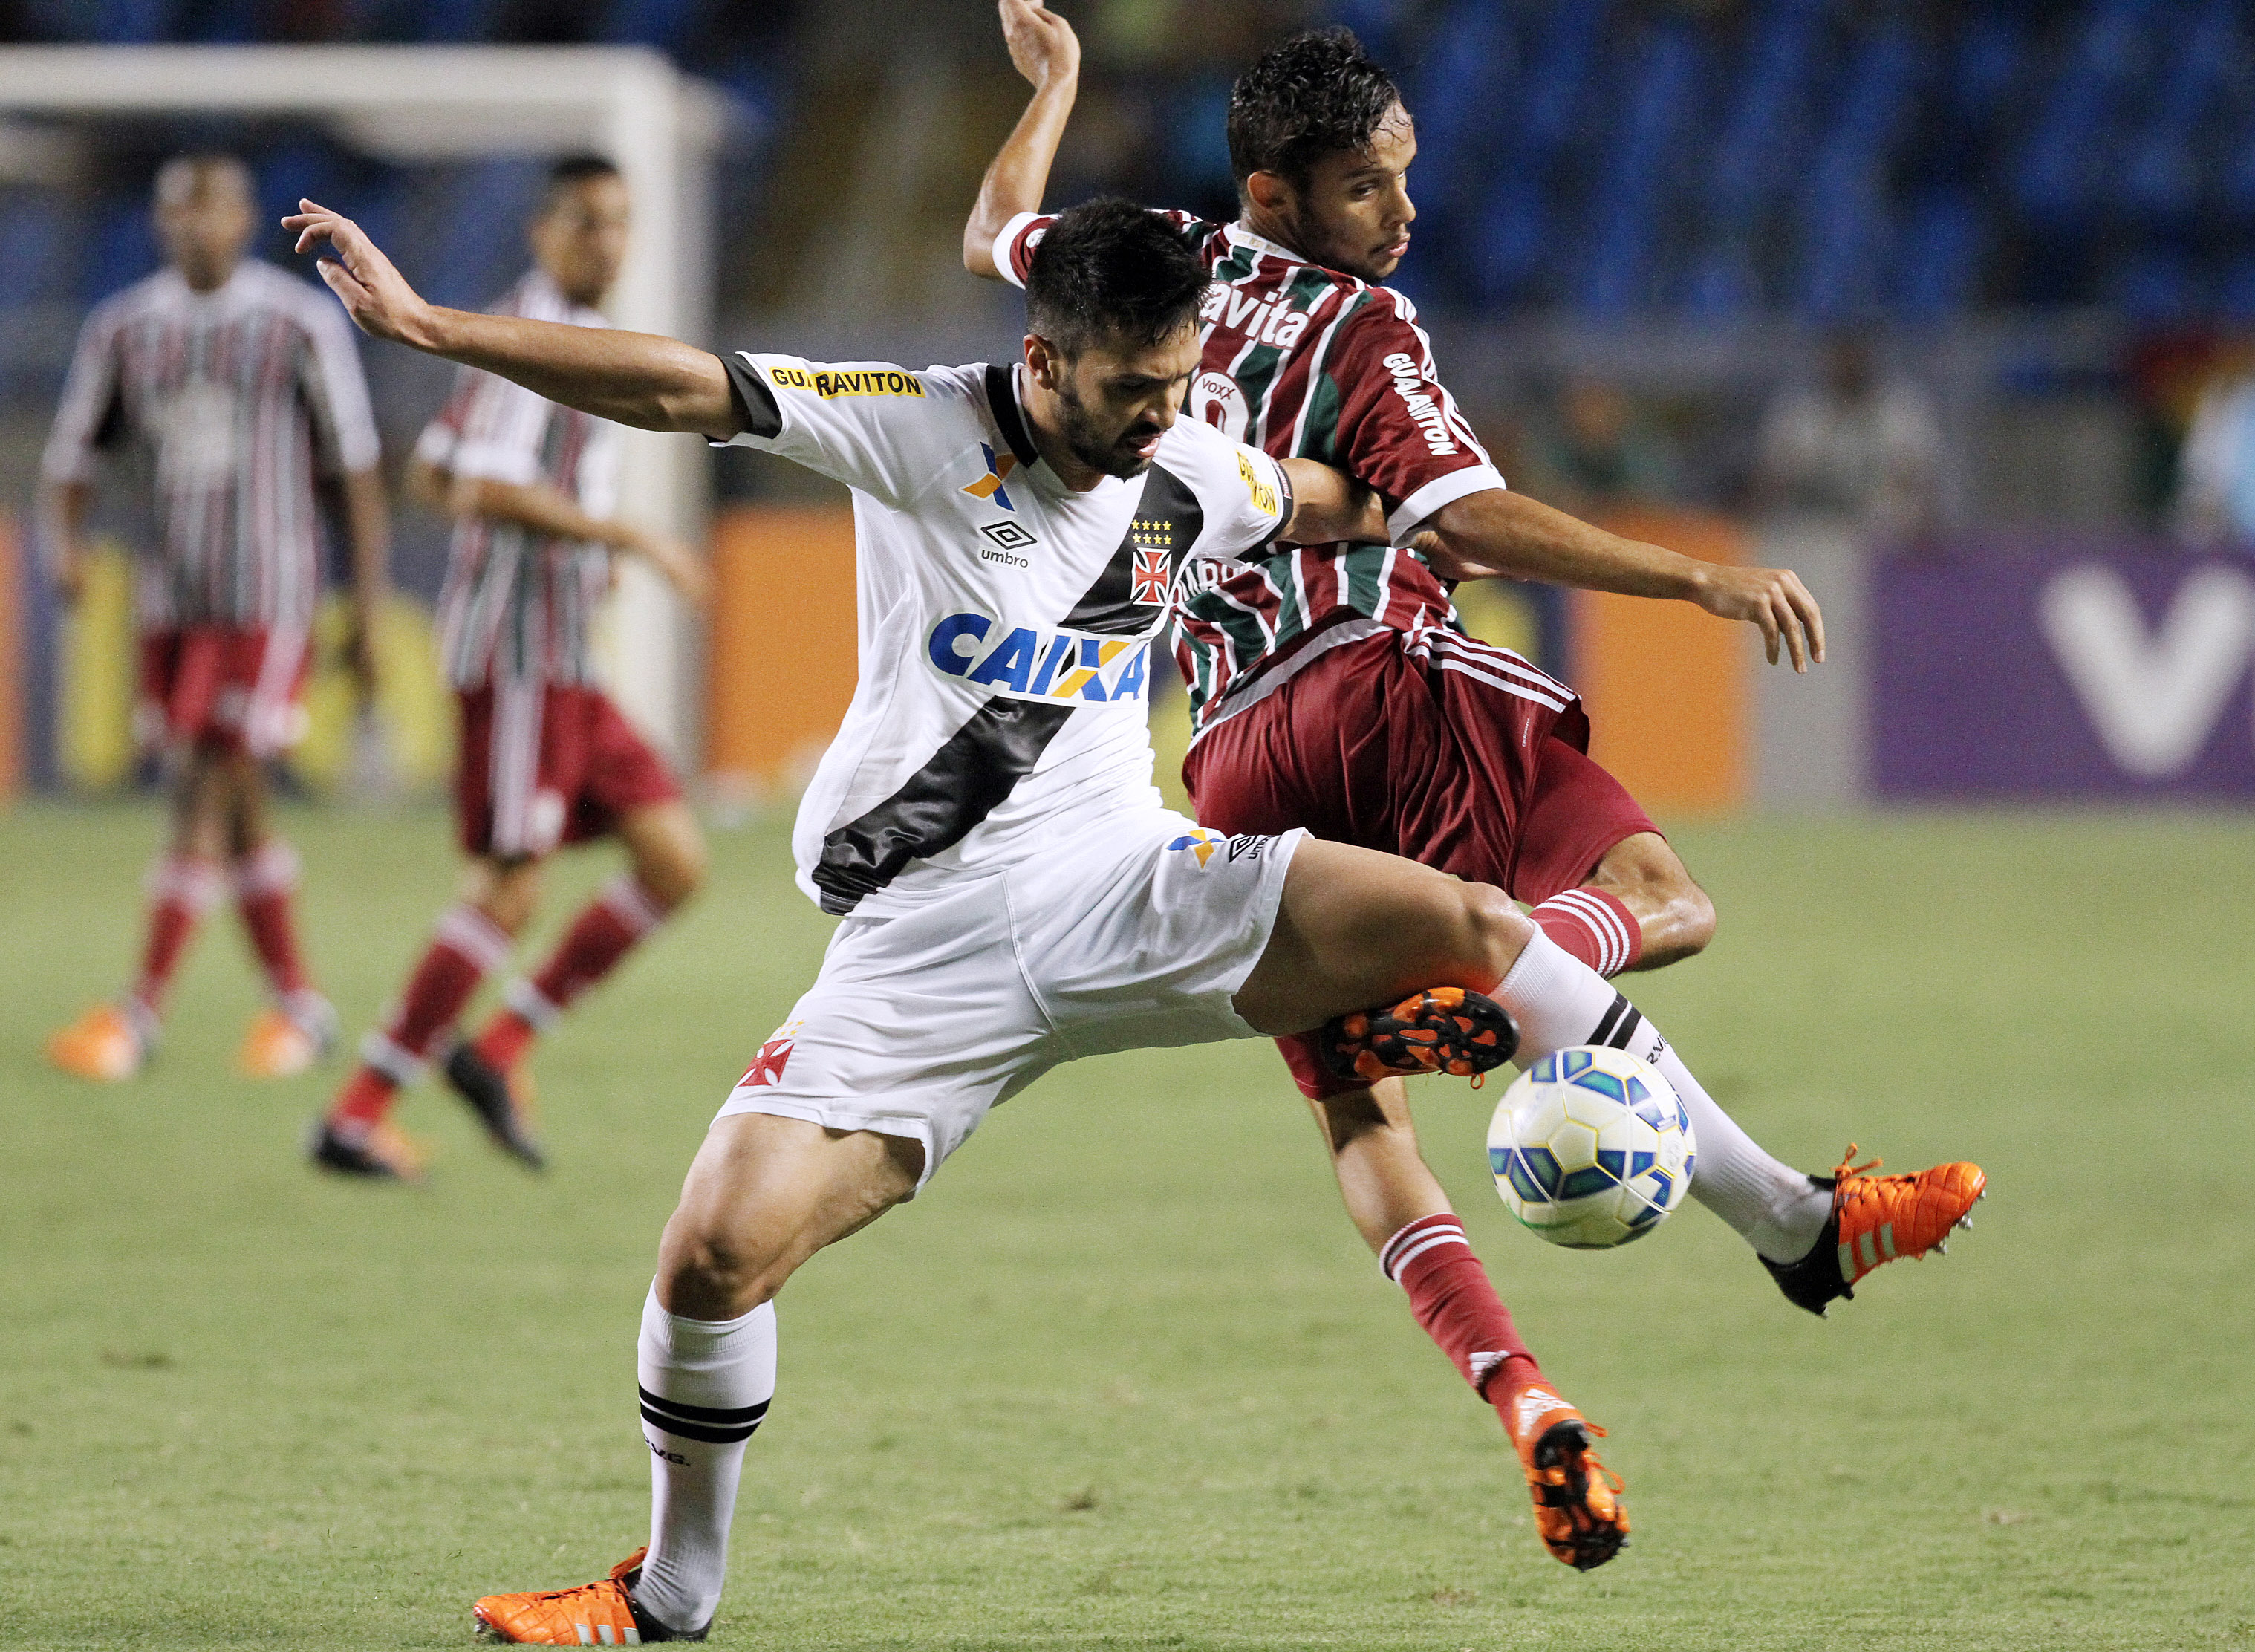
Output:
[1455, 882, 1534, 985]
[656, 1212, 784, 1320]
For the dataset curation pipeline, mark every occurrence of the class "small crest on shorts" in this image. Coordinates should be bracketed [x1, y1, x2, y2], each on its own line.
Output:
[1167, 828, 1223, 868]
[742, 1024, 800, 1088]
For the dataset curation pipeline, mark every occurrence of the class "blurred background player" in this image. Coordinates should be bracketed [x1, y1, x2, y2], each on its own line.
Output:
[968, 11, 1973, 1352]
[310, 155, 710, 1180]
[41, 151, 388, 1083]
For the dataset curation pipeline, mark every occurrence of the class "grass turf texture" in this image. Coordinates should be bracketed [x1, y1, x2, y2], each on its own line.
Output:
[0, 802, 2250, 1651]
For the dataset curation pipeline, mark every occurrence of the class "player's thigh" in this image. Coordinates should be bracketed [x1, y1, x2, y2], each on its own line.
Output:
[659, 1112, 922, 1317]
[1510, 735, 1660, 905]
[1234, 837, 1532, 1035]
[616, 799, 706, 907]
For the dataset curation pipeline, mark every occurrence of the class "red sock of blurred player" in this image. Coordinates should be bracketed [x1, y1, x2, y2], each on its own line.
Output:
[473, 874, 668, 1072]
[1528, 888, 1641, 977]
[328, 903, 514, 1131]
[1380, 1214, 1542, 1416]
[233, 839, 316, 1007]
[128, 853, 225, 1029]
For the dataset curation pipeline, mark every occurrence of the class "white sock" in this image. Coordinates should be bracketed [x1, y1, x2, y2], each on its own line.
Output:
[634, 1287, 776, 1633]
[1491, 930, 1831, 1263]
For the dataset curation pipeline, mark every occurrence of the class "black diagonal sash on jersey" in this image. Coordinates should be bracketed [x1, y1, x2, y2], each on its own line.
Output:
[813, 385, 1214, 914]
[812, 698, 1075, 914]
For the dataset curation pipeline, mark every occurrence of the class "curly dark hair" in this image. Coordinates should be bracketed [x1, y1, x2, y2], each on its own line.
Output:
[1024, 197, 1209, 357]
[1226, 26, 1402, 192]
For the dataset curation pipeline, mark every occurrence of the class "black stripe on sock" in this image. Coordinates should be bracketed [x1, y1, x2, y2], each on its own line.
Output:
[1588, 992, 1630, 1047]
[637, 1385, 769, 1426]
[1606, 1007, 1644, 1051]
[640, 1405, 765, 1446]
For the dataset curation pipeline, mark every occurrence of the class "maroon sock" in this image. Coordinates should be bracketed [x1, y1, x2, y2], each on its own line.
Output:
[328, 903, 512, 1131]
[131, 854, 225, 1018]
[233, 839, 310, 998]
[1528, 888, 1642, 978]
[1380, 1214, 1543, 1412]
[477, 875, 666, 1065]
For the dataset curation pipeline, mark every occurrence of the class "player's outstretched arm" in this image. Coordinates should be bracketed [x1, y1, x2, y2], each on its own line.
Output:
[1420, 488, 1827, 671]
[1277, 458, 1393, 547]
[963, 0, 1081, 279]
[283, 201, 738, 439]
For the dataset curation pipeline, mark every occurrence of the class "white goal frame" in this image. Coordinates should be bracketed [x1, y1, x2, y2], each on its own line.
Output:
[0, 45, 729, 763]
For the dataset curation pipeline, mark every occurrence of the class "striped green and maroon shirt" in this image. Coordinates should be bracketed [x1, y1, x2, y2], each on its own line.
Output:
[998, 212, 1510, 733]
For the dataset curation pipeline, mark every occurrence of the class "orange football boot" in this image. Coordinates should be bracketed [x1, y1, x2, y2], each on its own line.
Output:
[473, 1547, 705, 1643]
[1499, 1380, 1630, 1571]
[442, 1041, 546, 1170]
[1763, 1143, 1987, 1316]
[46, 1002, 148, 1081]
[1318, 986, 1520, 1085]
[237, 1006, 328, 1079]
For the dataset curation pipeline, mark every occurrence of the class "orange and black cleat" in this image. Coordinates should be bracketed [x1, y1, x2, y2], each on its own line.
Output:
[473, 1547, 706, 1644]
[1319, 986, 1518, 1087]
[443, 1040, 546, 1171]
[1499, 1380, 1629, 1571]
[1763, 1144, 1987, 1317]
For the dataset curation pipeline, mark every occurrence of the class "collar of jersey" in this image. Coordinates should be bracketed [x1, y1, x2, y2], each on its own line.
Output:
[158, 263, 256, 310]
[1224, 221, 1315, 270]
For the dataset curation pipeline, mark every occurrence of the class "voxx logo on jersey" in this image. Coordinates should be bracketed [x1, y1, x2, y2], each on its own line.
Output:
[927, 612, 1153, 704]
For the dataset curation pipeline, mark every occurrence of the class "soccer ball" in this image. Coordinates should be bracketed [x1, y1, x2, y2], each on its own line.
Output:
[1487, 1047, 1696, 1249]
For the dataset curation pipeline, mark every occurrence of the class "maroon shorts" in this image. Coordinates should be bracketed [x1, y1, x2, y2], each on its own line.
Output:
[1182, 628, 1657, 1097]
[137, 625, 310, 759]
[455, 679, 682, 859]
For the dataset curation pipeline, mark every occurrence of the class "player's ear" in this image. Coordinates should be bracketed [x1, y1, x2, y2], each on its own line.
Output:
[1243, 169, 1294, 218]
[1024, 332, 1063, 391]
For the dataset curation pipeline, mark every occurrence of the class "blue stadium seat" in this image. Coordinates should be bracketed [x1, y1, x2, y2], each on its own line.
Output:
[1578, 22, 1702, 315]
[1705, 0, 1824, 232]
[1894, 189, 1983, 317]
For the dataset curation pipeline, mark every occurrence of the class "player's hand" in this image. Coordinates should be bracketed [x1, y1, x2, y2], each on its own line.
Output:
[625, 527, 714, 610]
[282, 200, 437, 349]
[999, 0, 1080, 89]
[1691, 563, 1826, 671]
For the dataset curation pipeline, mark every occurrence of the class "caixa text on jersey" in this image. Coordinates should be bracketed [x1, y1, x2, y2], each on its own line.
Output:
[926, 613, 1153, 705]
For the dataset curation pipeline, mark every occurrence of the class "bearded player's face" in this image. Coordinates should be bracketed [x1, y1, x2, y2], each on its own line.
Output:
[1261, 103, 1418, 284]
[1047, 322, 1201, 480]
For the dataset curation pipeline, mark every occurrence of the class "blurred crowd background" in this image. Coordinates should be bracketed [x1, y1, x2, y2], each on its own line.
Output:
[5, 0, 2255, 812]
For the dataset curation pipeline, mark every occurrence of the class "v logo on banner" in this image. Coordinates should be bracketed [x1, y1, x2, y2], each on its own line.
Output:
[2039, 564, 2255, 778]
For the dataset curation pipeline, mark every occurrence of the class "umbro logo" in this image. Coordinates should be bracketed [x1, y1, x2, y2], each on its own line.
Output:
[980, 520, 1038, 556]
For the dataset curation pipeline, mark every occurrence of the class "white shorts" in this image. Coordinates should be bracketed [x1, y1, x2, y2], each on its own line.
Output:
[716, 809, 1306, 1190]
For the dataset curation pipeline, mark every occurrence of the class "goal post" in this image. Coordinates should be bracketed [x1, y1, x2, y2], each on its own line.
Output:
[0, 44, 729, 766]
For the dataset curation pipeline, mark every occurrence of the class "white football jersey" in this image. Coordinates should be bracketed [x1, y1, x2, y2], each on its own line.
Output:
[718, 354, 1294, 917]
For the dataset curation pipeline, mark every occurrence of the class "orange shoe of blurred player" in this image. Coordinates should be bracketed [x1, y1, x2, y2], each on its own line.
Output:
[473, 1547, 706, 1643]
[236, 996, 336, 1079]
[1764, 1144, 1987, 1316]
[1499, 1379, 1629, 1570]
[46, 1002, 149, 1082]
[443, 1041, 547, 1171]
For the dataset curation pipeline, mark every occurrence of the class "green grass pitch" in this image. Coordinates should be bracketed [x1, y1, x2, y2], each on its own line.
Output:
[1, 801, 2250, 1651]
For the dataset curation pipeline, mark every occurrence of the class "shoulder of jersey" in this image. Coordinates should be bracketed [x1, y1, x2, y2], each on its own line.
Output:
[751, 355, 981, 408]
[1156, 409, 1257, 482]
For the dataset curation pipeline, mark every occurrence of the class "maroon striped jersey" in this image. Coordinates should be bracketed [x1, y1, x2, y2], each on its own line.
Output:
[42, 261, 380, 634]
[995, 210, 1513, 735]
[414, 271, 619, 690]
